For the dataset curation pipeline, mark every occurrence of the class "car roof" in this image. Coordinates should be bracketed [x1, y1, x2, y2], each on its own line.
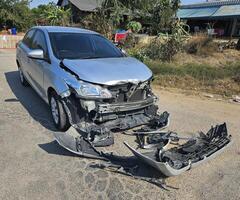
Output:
[33, 26, 99, 35]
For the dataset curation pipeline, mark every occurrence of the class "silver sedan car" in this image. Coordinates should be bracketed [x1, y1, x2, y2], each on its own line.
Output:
[16, 26, 158, 136]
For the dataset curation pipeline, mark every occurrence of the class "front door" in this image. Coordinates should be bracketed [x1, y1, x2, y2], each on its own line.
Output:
[28, 30, 50, 97]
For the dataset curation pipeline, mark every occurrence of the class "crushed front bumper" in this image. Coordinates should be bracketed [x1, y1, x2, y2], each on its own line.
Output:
[97, 97, 156, 114]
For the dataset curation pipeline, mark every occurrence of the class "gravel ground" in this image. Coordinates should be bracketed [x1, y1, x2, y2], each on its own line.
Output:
[0, 50, 239, 200]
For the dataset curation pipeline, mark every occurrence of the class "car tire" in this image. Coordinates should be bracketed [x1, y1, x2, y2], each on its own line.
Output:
[18, 66, 29, 86]
[49, 91, 70, 132]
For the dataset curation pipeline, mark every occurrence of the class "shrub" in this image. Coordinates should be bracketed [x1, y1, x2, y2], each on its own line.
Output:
[127, 48, 149, 62]
[123, 33, 137, 48]
[144, 20, 189, 62]
[233, 74, 240, 83]
[144, 34, 183, 62]
[185, 34, 219, 55]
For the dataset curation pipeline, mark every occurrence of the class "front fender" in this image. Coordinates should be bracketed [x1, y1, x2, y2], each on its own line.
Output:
[43, 65, 79, 102]
[51, 77, 70, 97]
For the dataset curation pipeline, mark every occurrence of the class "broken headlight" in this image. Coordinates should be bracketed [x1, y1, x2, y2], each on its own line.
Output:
[75, 82, 112, 99]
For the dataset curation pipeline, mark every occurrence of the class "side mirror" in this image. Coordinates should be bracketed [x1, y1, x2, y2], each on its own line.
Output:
[27, 49, 44, 60]
[114, 42, 127, 56]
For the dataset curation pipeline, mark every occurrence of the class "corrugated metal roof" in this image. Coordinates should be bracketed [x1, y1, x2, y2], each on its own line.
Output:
[70, 0, 103, 11]
[177, 8, 197, 18]
[181, 0, 240, 9]
[178, 1, 240, 19]
[212, 4, 240, 17]
[57, 0, 104, 11]
[177, 7, 219, 19]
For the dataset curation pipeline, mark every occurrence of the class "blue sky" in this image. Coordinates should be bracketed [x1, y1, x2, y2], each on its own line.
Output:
[30, 0, 57, 8]
[181, 0, 204, 4]
[30, 0, 205, 8]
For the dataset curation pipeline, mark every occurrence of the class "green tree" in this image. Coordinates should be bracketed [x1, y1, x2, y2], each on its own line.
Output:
[0, 0, 33, 31]
[31, 4, 51, 25]
[43, 3, 71, 26]
[151, 0, 180, 34]
[90, 0, 180, 36]
[32, 3, 71, 26]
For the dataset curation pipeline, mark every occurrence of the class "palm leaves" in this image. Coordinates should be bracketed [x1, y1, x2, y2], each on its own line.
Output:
[42, 3, 71, 26]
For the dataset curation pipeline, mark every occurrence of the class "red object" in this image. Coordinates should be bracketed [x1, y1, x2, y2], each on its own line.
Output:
[114, 32, 128, 43]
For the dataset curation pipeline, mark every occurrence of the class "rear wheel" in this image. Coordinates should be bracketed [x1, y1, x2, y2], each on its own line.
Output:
[18, 66, 29, 86]
[49, 91, 70, 131]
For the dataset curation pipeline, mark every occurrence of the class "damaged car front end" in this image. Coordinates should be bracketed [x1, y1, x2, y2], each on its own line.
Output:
[59, 60, 166, 147]
[56, 57, 232, 177]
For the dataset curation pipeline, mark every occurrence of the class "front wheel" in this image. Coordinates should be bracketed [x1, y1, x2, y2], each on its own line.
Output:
[49, 92, 70, 132]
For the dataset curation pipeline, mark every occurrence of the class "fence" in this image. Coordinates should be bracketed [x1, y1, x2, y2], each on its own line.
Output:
[0, 35, 24, 49]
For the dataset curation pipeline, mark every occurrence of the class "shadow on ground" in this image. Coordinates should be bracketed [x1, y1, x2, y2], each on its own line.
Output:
[5, 71, 56, 131]
[89, 154, 174, 190]
[38, 141, 76, 157]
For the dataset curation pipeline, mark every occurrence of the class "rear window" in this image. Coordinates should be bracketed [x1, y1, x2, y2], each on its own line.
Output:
[49, 32, 123, 60]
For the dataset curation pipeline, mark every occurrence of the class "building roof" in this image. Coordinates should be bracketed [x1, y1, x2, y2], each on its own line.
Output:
[178, 0, 240, 19]
[57, 0, 104, 11]
[181, 0, 240, 9]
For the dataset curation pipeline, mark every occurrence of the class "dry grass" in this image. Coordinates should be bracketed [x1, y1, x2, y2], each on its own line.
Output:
[179, 34, 240, 67]
[184, 34, 218, 55]
[154, 75, 240, 97]
[172, 49, 240, 68]
[147, 57, 240, 97]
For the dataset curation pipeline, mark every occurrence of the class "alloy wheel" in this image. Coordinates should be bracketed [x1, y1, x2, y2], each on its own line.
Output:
[50, 97, 59, 125]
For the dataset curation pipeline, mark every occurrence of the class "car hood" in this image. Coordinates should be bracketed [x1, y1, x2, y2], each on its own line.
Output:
[62, 57, 152, 85]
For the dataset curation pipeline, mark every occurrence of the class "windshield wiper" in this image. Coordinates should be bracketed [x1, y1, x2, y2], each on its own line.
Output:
[80, 56, 102, 60]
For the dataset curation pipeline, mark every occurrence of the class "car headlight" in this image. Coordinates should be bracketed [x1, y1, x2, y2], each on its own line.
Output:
[75, 82, 112, 99]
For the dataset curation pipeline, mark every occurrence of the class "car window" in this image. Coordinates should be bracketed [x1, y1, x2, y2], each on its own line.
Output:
[49, 33, 94, 59]
[32, 30, 48, 57]
[92, 35, 121, 58]
[49, 32, 123, 60]
[22, 29, 36, 49]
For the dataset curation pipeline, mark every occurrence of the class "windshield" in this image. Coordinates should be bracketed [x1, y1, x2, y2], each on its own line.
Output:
[49, 32, 124, 60]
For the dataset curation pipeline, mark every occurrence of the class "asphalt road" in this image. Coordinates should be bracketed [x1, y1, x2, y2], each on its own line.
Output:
[0, 50, 239, 200]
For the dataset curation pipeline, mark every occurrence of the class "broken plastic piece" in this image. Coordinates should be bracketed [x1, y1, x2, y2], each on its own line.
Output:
[124, 123, 232, 177]
[54, 128, 106, 160]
